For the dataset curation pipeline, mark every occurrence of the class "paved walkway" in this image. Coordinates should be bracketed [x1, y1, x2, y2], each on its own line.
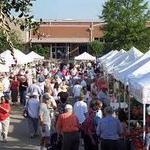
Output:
[0, 105, 84, 150]
[0, 105, 40, 150]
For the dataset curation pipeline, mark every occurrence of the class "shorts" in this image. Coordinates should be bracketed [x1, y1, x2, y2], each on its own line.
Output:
[40, 124, 51, 137]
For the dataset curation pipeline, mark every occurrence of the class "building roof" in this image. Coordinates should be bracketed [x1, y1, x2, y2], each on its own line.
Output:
[31, 38, 90, 43]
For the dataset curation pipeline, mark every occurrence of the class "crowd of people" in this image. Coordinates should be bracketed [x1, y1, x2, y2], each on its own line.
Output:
[0, 61, 143, 150]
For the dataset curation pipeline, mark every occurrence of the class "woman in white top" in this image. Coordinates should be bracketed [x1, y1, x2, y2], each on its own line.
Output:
[52, 82, 60, 101]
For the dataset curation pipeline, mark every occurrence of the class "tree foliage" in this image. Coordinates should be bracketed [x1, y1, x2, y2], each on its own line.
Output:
[30, 44, 49, 58]
[0, 0, 38, 60]
[89, 40, 104, 56]
[0, 29, 23, 52]
[102, 0, 150, 52]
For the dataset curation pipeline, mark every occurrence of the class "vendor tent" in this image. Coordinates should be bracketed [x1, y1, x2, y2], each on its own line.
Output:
[99, 50, 118, 62]
[128, 72, 150, 141]
[74, 52, 96, 61]
[128, 61, 150, 80]
[0, 49, 32, 66]
[113, 47, 143, 78]
[100, 50, 119, 65]
[27, 51, 44, 60]
[0, 64, 9, 72]
[115, 50, 150, 84]
[104, 50, 128, 73]
[129, 73, 150, 104]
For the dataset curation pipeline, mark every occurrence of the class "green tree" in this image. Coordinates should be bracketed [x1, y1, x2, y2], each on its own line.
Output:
[0, 29, 23, 51]
[30, 44, 49, 58]
[0, 0, 38, 60]
[102, 0, 150, 52]
[89, 40, 104, 56]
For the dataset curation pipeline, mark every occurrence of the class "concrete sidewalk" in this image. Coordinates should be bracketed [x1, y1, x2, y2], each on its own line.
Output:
[0, 105, 84, 150]
[0, 105, 40, 150]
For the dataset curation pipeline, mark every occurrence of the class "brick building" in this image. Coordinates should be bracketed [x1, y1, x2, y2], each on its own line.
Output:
[28, 20, 105, 59]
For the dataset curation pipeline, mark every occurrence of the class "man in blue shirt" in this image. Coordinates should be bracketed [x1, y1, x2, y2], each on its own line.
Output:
[96, 106, 122, 150]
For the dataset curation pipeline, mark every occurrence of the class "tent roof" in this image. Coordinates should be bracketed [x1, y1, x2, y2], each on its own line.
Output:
[0, 49, 32, 66]
[0, 64, 9, 72]
[74, 52, 96, 61]
[112, 47, 143, 78]
[127, 47, 143, 60]
[115, 50, 150, 84]
[102, 49, 125, 66]
[99, 50, 117, 61]
[27, 51, 44, 60]
[129, 73, 150, 104]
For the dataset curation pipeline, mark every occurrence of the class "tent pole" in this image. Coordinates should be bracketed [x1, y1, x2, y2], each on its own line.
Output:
[128, 95, 131, 130]
[143, 103, 146, 142]
[123, 85, 126, 111]
[106, 73, 109, 94]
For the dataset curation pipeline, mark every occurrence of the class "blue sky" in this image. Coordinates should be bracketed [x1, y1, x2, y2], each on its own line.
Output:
[31, 0, 106, 20]
[31, 0, 150, 20]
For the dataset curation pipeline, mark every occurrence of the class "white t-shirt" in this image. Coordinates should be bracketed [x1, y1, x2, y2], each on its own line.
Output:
[81, 80, 87, 88]
[73, 84, 82, 97]
[39, 103, 51, 125]
[2, 77, 10, 92]
[74, 101, 88, 124]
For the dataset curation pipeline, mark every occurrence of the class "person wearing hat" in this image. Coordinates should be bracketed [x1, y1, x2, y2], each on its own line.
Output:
[96, 106, 122, 150]
[39, 93, 52, 149]
[0, 95, 11, 142]
[19, 76, 28, 106]
[56, 104, 80, 150]
[58, 86, 69, 104]
[24, 92, 40, 138]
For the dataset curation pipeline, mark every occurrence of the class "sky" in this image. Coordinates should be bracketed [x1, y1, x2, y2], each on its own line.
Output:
[31, 0, 106, 20]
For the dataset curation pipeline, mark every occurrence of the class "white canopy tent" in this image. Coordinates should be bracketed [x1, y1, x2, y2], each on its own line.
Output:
[113, 47, 143, 78]
[74, 52, 96, 61]
[98, 50, 118, 62]
[27, 51, 44, 60]
[115, 50, 150, 84]
[100, 50, 119, 65]
[128, 61, 150, 81]
[128, 73, 150, 140]
[103, 49, 128, 73]
[0, 64, 9, 72]
[129, 73, 150, 104]
[0, 49, 33, 66]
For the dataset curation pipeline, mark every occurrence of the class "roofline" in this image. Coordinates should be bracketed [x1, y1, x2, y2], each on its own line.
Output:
[34, 19, 105, 23]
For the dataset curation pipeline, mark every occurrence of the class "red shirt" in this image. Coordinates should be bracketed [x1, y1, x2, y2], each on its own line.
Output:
[0, 102, 11, 121]
[10, 80, 19, 91]
[96, 79, 107, 91]
[56, 112, 79, 133]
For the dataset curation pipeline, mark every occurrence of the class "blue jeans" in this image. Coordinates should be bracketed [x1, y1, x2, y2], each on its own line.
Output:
[20, 90, 26, 106]
[27, 117, 38, 136]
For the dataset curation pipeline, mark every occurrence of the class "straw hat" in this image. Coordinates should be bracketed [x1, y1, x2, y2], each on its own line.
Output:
[20, 75, 26, 82]
[60, 86, 68, 92]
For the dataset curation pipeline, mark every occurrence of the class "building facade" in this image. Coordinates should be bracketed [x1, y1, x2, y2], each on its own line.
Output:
[28, 20, 105, 59]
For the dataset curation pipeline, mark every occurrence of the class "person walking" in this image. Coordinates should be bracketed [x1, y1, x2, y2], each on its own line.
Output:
[39, 94, 52, 150]
[73, 93, 88, 125]
[19, 76, 28, 106]
[56, 104, 80, 150]
[0, 95, 11, 142]
[96, 106, 122, 150]
[25, 92, 40, 138]
[10, 76, 19, 105]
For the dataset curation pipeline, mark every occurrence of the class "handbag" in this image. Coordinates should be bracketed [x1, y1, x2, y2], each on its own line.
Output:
[23, 100, 29, 118]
